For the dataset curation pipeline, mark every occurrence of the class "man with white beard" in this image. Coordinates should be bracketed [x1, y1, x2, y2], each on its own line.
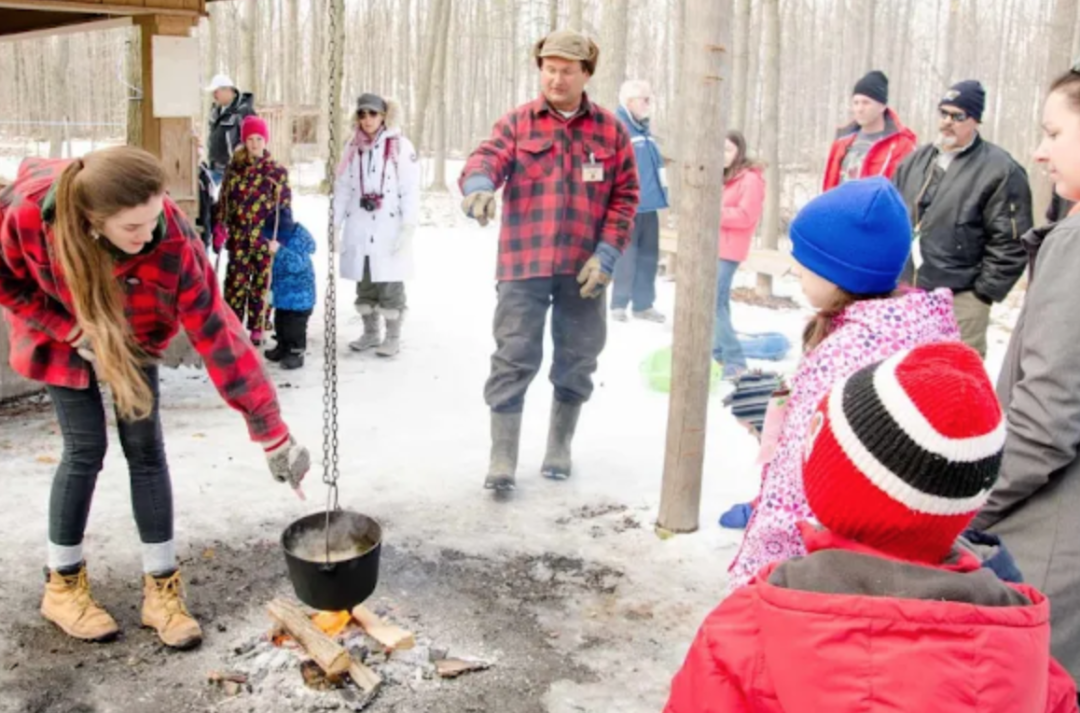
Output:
[892, 80, 1033, 357]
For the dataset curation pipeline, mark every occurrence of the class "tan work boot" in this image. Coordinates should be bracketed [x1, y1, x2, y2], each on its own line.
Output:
[141, 570, 203, 649]
[41, 564, 120, 642]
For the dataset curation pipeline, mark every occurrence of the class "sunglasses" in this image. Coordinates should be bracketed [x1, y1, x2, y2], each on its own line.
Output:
[939, 108, 969, 123]
[357, 110, 383, 119]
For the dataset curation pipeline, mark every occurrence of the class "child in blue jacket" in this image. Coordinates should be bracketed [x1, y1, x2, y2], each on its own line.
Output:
[264, 216, 316, 370]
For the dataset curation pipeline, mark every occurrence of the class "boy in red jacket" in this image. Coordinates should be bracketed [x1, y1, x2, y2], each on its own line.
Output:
[666, 342, 1077, 713]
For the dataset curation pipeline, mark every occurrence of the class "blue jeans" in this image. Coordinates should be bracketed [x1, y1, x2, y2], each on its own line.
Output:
[47, 366, 173, 547]
[610, 211, 660, 311]
[712, 259, 746, 374]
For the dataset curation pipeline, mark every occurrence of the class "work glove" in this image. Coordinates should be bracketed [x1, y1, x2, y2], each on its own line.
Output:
[461, 191, 496, 227]
[393, 223, 416, 255]
[576, 255, 611, 299]
[264, 433, 310, 496]
[212, 224, 228, 254]
[65, 326, 96, 363]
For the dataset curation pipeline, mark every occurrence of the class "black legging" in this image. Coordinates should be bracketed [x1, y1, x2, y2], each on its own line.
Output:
[47, 365, 173, 547]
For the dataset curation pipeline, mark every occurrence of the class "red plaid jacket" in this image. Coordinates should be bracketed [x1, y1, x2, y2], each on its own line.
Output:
[460, 94, 640, 281]
[0, 158, 287, 444]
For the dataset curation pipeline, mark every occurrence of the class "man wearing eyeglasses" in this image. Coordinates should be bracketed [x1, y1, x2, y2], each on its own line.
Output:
[459, 29, 639, 492]
[892, 80, 1033, 358]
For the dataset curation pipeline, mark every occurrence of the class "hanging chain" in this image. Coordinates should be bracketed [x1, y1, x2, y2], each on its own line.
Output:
[322, 0, 342, 542]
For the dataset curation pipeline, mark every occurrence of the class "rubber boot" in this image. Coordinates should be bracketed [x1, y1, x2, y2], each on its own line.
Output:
[485, 411, 522, 492]
[349, 310, 381, 352]
[264, 341, 288, 362]
[281, 349, 304, 370]
[541, 401, 582, 480]
[41, 564, 120, 642]
[141, 570, 203, 650]
[376, 309, 403, 357]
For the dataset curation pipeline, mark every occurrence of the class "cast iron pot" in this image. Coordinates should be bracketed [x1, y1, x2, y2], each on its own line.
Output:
[281, 510, 382, 611]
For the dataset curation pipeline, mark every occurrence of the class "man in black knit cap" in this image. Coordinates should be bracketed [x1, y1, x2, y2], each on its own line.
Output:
[892, 80, 1033, 358]
[822, 70, 917, 191]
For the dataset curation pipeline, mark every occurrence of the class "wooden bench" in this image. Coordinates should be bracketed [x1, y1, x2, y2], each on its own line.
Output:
[659, 228, 793, 278]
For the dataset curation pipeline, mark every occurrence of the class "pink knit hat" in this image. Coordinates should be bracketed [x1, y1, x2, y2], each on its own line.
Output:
[241, 115, 269, 143]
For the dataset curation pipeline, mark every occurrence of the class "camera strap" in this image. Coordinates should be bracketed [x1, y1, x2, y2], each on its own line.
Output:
[359, 137, 396, 201]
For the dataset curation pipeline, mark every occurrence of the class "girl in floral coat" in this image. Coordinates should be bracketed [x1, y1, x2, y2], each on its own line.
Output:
[726, 178, 961, 592]
[214, 116, 291, 345]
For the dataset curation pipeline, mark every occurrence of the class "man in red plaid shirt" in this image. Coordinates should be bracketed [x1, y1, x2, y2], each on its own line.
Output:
[459, 29, 640, 492]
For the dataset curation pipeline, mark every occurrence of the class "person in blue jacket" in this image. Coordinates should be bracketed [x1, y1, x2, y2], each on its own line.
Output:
[611, 79, 669, 323]
[264, 215, 316, 370]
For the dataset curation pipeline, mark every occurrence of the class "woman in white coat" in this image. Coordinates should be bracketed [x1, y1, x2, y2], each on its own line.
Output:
[334, 93, 420, 357]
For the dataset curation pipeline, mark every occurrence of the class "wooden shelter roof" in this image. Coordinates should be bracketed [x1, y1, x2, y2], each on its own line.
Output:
[0, 0, 220, 40]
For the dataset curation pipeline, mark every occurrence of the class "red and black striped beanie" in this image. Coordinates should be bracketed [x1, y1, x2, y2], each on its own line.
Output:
[802, 342, 1005, 564]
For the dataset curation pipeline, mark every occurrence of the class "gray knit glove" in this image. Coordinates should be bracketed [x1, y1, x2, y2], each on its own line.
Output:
[264, 434, 310, 491]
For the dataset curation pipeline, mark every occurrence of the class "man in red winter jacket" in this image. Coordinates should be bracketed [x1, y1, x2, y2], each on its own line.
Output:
[665, 342, 1078, 713]
[822, 70, 916, 191]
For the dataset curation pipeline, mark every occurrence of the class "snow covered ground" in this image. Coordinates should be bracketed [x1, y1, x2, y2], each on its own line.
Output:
[0, 166, 1018, 712]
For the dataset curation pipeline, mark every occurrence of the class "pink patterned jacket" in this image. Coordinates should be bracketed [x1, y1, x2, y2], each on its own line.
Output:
[727, 289, 961, 591]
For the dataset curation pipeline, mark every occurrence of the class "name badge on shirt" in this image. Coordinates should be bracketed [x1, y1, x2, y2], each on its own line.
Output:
[583, 152, 604, 183]
[912, 226, 924, 270]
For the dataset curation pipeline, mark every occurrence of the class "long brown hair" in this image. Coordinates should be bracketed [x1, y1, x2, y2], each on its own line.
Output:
[802, 287, 898, 352]
[53, 146, 166, 421]
[724, 130, 760, 183]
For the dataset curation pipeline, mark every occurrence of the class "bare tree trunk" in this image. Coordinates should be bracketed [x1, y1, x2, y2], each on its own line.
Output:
[549, 0, 560, 32]
[242, 0, 258, 96]
[658, 0, 733, 534]
[570, 0, 585, 31]
[666, 0, 689, 214]
[730, 0, 751, 130]
[411, 0, 448, 149]
[281, 0, 299, 167]
[431, 0, 454, 190]
[597, 0, 629, 108]
[756, 0, 780, 297]
[861, 0, 877, 70]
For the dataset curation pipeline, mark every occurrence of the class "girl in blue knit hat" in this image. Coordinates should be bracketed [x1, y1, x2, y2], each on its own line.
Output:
[726, 177, 962, 592]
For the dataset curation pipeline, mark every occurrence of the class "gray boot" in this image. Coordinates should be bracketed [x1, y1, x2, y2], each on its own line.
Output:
[485, 412, 522, 492]
[349, 308, 381, 352]
[541, 401, 581, 480]
[375, 309, 402, 357]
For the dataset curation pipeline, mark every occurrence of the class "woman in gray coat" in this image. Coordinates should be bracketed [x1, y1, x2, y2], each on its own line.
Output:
[972, 66, 1080, 686]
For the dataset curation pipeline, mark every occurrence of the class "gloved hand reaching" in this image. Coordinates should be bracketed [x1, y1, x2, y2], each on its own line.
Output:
[461, 191, 496, 227]
[393, 223, 416, 255]
[212, 224, 228, 254]
[264, 434, 310, 496]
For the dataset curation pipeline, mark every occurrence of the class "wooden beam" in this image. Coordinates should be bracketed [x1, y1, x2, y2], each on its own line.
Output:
[0, 1, 200, 17]
[0, 13, 129, 41]
[134, 13, 198, 216]
[0, 13, 130, 40]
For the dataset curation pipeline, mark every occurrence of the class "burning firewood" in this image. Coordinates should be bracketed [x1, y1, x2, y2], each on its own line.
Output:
[267, 598, 352, 677]
[266, 598, 382, 696]
[351, 604, 415, 651]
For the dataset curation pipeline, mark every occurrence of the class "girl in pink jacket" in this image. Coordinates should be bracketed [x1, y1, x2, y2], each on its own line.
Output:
[714, 131, 765, 377]
[726, 177, 961, 591]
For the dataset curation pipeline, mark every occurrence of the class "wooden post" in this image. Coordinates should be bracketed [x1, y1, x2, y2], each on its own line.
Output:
[657, 0, 732, 533]
[134, 13, 198, 219]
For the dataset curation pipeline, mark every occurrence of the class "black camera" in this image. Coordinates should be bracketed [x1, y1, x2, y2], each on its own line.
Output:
[360, 193, 383, 212]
